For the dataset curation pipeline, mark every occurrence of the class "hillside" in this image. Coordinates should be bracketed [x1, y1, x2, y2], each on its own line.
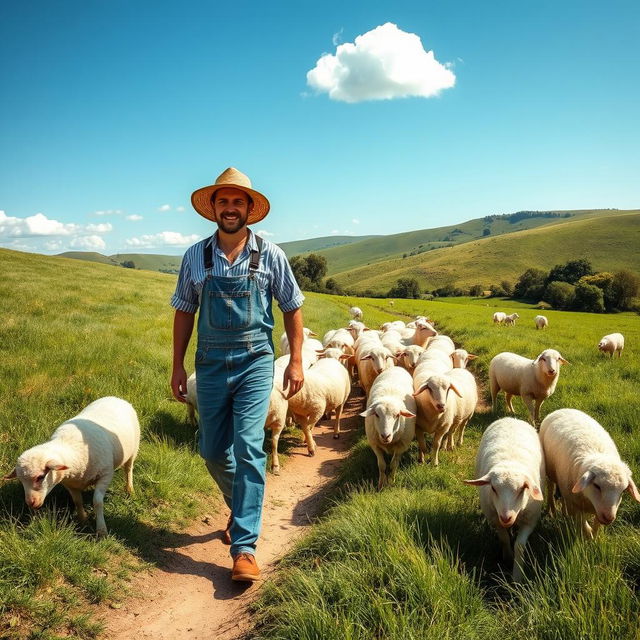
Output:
[278, 234, 378, 257]
[58, 251, 183, 273]
[317, 209, 630, 276]
[330, 210, 640, 293]
[58, 251, 120, 266]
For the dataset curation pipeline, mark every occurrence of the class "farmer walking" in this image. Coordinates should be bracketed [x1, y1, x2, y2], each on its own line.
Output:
[170, 167, 305, 582]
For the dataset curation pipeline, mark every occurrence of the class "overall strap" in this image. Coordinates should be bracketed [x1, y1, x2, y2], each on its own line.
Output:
[249, 235, 264, 272]
[203, 237, 214, 270]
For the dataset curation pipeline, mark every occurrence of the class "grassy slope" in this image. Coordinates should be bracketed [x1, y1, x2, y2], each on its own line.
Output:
[254, 295, 640, 640]
[57, 252, 120, 266]
[278, 235, 378, 258]
[331, 210, 640, 292]
[316, 209, 628, 276]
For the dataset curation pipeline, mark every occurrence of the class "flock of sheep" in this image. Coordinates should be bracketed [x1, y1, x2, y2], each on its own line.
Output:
[4, 304, 634, 584]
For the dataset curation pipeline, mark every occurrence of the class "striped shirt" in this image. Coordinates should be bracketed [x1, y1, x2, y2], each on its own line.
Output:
[170, 230, 305, 314]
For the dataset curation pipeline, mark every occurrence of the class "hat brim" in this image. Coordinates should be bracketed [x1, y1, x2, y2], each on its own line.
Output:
[191, 183, 270, 225]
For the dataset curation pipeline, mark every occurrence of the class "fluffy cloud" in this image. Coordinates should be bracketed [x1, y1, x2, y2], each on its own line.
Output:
[69, 235, 106, 250]
[176, 206, 186, 212]
[126, 214, 143, 221]
[85, 223, 113, 233]
[94, 209, 121, 216]
[307, 23, 455, 103]
[158, 204, 171, 212]
[0, 210, 79, 237]
[352, 218, 360, 224]
[125, 231, 201, 248]
[255, 229, 275, 238]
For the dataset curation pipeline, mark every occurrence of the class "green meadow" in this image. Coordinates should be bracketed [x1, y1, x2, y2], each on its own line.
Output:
[1, 247, 639, 638]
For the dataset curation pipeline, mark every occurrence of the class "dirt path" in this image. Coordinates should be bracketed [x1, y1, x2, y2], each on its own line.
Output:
[103, 388, 365, 640]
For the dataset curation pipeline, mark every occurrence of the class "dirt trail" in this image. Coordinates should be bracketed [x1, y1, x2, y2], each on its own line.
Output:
[103, 388, 365, 640]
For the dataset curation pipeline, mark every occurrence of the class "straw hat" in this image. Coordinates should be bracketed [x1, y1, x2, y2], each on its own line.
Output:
[191, 167, 270, 225]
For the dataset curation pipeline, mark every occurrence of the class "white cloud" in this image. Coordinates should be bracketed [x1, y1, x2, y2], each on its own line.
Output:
[255, 229, 275, 238]
[93, 209, 121, 216]
[352, 218, 360, 224]
[332, 28, 344, 46]
[176, 206, 186, 212]
[43, 240, 63, 251]
[69, 235, 106, 250]
[158, 204, 171, 212]
[85, 223, 113, 233]
[126, 214, 143, 221]
[0, 210, 79, 237]
[331, 229, 339, 234]
[125, 231, 201, 248]
[307, 22, 456, 103]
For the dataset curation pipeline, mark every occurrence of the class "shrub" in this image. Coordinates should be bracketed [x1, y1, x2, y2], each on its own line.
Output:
[573, 282, 605, 312]
[544, 281, 576, 310]
[611, 269, 640, 310]
[469, 284, 484, 297]
[546, 259, 593, 285]
[514, 268, 548, 299]
[388, 278, 421, 299]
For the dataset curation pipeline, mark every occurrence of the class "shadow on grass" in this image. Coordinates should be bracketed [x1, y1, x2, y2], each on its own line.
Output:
[146, 409, 199, 449]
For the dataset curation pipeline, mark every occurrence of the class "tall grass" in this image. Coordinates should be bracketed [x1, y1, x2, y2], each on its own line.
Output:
[253, 295, 640, 639]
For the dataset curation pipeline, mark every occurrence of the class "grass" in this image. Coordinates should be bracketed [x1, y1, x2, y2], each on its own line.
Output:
[252, 294, 640, 640]
[329, 210, 640, 293]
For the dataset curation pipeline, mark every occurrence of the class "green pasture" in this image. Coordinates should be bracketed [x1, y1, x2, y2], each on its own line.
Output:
[330, 210, 640, 293]
[1, 247, 639, 638]
[254, 296, 640, 639]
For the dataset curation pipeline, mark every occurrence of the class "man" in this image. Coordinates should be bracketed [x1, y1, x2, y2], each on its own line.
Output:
[170, 167, 305, 582]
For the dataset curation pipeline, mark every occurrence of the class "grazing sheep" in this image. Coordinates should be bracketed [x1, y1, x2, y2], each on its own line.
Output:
[425, 334, 455, 356]
[410, 321, 438, 348]
[347, 320, 367, 340]
[358, 345, 396, 396]
[323, 328, 355, 351]
[598, 333, 624, 358]
[185, 372, 198, 426]
[451, 349, 478, 369]
[264, 382, 289, 475]
[361, 367, 416, 489]
[464, 418, 545, 582]
[489, 349, 569, 425]
[504, 313, 520, 326]
[7, 397, 140, 537]
[493, 312, 506, 324]
[398, 345, 425, 374]
[349, 306, 363, 320]
[540, 408, 640, 538]
[280, 327, 317, 356]
[534, 315, 549, 330]
[287, 357, 351, 452]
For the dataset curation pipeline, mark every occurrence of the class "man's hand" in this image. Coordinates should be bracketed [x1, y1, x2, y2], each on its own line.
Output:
[283, 362, 304, 399]
[171, 365, 189, 403]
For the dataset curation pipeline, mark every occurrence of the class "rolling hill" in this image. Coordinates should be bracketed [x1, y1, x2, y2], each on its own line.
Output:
[278, 234, 378, 257]
[329, 210, 640, 293]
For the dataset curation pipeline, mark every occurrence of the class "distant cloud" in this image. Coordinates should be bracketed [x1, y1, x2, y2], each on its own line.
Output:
[331, 229, 339, 234]
[125, 231, 201, 248]
[158, 204, 171, 212]
[307, 23, 456, 103]
[352, 218, 360, 224]
[93, 209, 121, 216]
[43, 240, 63, 251]
[255, 229, 275, 238]
[332, 28, 344, 46]
[176, 206, 186, 212]
[0, 210, 79, 237]
[69, 235, 106, 250]
[126, 214, 143, 221]
[85, 223, 113, 233]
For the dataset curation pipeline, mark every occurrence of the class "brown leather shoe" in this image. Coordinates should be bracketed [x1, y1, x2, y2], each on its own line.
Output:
[222, 513, 232, 546]
[231, 553, 260, 582]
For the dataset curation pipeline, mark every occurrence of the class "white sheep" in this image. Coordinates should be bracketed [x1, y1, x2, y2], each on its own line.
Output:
[287, 357, 351, 452]
[409, 321, 438, 348]
[540, 408, 640, 538]
[464, 418, 545, 582]
[347, 320, 367, 340]
[279, 327, 317, 356]
[493, 312, 506, 324]
[357, 344, 396, 396]
[349, 306, 363, 320]
[185, 372, 198, 426]
[265, 382, 289, 475]
[489, 349, 569, 425]
[504, 312, 520, 326]
[361, 367, 416, 490]
[7, 397, 140, 537]
[534, 315, 549, 330]
[398, 345, 425, 374]
[598, 333, 625, 358]
[451, 348, 478, 369]
[425, 334, 455, 356]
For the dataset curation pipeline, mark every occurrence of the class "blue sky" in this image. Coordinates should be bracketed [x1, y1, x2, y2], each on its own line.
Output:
[1, 0, 638, 255]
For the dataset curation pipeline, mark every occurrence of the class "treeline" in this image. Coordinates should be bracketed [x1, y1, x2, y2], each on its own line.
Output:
[483, 211, 573, 224]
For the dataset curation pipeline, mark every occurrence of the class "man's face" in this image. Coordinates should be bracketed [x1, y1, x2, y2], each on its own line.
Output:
[212, 187, 253, 234]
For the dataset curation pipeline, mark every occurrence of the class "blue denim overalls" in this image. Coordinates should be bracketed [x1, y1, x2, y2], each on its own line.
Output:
[195, 234, 274, 557]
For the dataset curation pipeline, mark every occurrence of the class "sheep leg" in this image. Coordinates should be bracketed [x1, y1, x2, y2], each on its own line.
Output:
[300, 422, 317, 457]
[533, 399, 543, 426]
[522, 395, 537, 426]
[431, 432, 445, 466]
[546, 479, 557, 516]
[505, 393, 515, 413]
[373, 448, 388, 490]
[456, 418, 469, 447]
[415, 428, 428, 464]
[333, 403, 344, 440]
[490, 378, 499, 413]
[66, 486, 88, 523]
[387, 452, 400, 485]
[93, 473, 113, 538]
[123, 457, 135, 495]
[270, 425, 284, 475]
[590, 518, 601, 539]
[495, 525, 513, 562]
[187, 403, 197, 427]
[513, 524, 535, 583]
[575, 514, 593, 540]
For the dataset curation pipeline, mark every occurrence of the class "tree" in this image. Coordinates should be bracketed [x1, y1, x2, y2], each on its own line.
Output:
[546, 259, 593, 285]
[304, 254, 328, 283]
[573, 282, 605, 312]
[289, 253, 328, 291]
[325, 278, 343, 294]
[611, 269, 640, 310]
[121, 260, 135, 269]
[580, 272, 615, 309]
[500, 280, 513, 296]
[469, 284, 484, 297]
[489, 283, 507, 297]
[544, 281, 576, 310]
[388, 278, 421, 299]
[513, 268, 547, 299]
[482, 228, 491, 236]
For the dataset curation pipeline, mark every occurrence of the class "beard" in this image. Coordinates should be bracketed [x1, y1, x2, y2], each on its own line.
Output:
[216, 211, 248, 234]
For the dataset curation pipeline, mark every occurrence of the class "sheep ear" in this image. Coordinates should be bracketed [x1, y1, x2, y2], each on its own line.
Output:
[3, 469, 17, 480]
[627, 478, 640, 503]
[360, 406, 376, 418]
[449, 383, 463, 398]
[308, 331, 317, 337]
[360, 354, 373, 361]
[525, 480, 544, 501]
[464, 474, 491, 486]
[572, 470, 594, 493]
[400, 410, 416, 418]
[559, 357, 570, 365]
[339, 354, 350, 361]
[413, 383, 429, 397]
[45, 461, 69, 472]
[467, 354, 478, 360]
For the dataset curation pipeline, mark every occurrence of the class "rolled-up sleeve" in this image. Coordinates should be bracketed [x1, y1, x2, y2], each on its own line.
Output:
[271, 247, 305, 312]
[170, 250, 199, 314]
